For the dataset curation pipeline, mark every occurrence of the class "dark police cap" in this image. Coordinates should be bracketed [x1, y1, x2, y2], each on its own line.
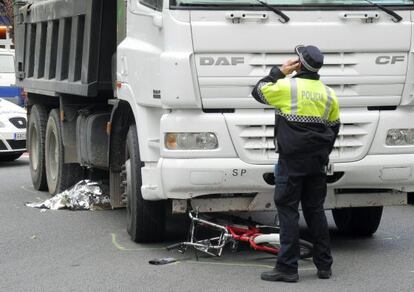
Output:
[295, 45, 324, 72]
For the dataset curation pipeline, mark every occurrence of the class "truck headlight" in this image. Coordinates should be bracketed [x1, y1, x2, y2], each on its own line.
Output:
[165, 132, 218, 150]
[386, 129, 414, 146]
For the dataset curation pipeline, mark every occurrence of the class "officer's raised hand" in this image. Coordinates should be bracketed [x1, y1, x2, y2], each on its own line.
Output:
[281, 58, 300, 75]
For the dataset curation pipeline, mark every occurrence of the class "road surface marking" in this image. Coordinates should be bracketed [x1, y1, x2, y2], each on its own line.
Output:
[21, 185, 40, 195]
[377, 230, 401, 240]
[111, 233, 164, 251]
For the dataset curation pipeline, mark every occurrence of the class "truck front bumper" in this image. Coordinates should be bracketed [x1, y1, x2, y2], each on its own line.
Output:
[140, 154, 411, 211]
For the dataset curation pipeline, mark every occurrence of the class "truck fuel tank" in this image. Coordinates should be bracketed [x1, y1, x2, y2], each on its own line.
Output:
[76, 112, 110, 169]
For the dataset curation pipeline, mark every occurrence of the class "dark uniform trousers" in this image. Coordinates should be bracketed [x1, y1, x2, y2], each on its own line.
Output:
[274, 157, 333, 274]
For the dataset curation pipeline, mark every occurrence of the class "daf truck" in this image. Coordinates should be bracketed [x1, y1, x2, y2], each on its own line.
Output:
[14, 0, 414, 242]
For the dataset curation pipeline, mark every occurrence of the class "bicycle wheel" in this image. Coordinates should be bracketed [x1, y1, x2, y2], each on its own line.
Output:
[298, 239, 313, 259]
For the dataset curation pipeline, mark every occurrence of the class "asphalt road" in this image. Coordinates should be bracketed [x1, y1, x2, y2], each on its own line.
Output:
[1, 156, 414, 292]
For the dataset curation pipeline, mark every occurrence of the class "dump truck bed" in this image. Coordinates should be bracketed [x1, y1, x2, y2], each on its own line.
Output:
[14, 0, 116, 97]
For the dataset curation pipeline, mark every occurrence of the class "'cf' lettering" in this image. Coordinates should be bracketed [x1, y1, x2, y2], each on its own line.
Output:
[376, 55, 405, 65]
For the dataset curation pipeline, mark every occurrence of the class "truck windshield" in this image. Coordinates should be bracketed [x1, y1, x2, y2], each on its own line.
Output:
[0, 55, 14, 73]
[173, 0, 414, 6]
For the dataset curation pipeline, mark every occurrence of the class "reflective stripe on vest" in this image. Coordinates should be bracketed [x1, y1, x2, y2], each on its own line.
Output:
[290, 78, 298, 115]
[260, 78, 339, 125]
[323, 85, 333, 120]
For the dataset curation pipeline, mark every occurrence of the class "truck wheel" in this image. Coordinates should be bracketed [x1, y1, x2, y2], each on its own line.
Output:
[28, 104, 48, 191]
[332, 206, 383, 236]
[125, 124, 166, 243]
[45, 109, 83, 195]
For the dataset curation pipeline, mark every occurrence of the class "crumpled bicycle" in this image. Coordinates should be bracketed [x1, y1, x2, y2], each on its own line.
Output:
[167, 211, 313, 259]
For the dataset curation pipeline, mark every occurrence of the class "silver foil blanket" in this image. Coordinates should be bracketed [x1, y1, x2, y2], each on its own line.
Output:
[26, 180, 111, 210]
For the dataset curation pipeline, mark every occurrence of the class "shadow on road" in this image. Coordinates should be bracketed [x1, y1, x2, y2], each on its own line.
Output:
[0, 159, 29, 168]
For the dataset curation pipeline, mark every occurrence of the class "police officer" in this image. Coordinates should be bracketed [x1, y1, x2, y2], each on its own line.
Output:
[251, 45, 340, 283]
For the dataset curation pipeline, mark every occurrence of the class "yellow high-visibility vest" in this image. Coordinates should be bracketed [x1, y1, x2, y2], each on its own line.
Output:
[258, 78, 340, 125]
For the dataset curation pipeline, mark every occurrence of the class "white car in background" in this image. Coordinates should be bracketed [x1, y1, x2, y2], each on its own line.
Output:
[0, 49, 24, 106]
[0, 98, 26, 161]
[0, 49, 15, 87]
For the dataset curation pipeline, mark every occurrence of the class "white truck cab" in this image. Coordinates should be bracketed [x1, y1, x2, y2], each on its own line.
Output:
[117, 0, 414, 238]
[15, 0, 414, 242]
[118, 1, 414, 196]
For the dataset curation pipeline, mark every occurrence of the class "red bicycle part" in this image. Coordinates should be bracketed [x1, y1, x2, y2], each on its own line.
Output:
[226, 226, 280, 254]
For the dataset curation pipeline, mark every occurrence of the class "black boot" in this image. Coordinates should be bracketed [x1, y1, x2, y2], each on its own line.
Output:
[317, 269, 332, 279]
[261, 269, 299, 283]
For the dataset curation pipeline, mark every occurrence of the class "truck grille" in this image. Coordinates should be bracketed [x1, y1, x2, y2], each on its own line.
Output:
[249, 52, 357, 76]
[197, 51, 405, 109]
[225, 109, 378, 165]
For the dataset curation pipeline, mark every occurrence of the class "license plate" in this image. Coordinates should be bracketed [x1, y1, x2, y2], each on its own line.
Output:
[14, 132, 26, 140]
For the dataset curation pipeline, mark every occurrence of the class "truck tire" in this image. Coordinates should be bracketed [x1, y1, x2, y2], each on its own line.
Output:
[28, 104, 48, 191]
[332, 206, 383, 236]
[45, 109, 83, 195]
[125, 124, 166, 243]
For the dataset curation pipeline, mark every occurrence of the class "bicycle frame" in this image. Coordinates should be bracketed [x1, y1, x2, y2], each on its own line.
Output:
[166, 211, 231, 256]
[226, 225, 281, 255]
[167, 211, 282, 257]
